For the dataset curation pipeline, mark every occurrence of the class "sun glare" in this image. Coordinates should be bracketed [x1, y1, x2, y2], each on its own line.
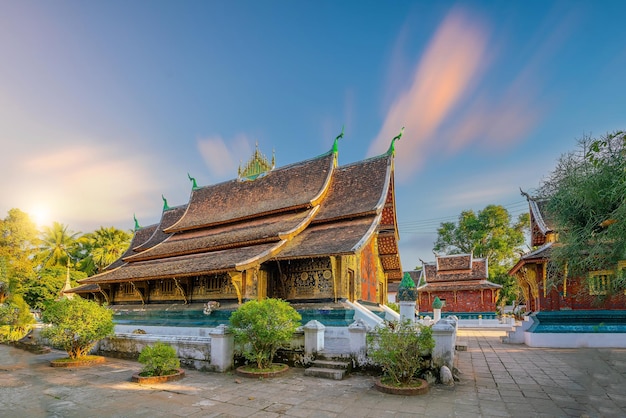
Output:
[31, 206, 51, 228]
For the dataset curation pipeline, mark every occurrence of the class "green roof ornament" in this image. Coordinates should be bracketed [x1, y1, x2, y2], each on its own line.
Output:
[333, 125, 344, 154]
[387, 126, 404, 156]
[162, 195, 170, 211]
[432, 296, 443, 310]
[397, 272, 417, 302]
[133, 214, 140, 231]
[187, 173, 198, 190]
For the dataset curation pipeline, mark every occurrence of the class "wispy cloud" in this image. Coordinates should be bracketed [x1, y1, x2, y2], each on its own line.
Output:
[369, 6, 573, 181]
[197, 134, 253, 181]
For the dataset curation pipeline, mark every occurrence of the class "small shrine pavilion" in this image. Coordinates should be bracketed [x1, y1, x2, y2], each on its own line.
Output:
[69, 138, 403, 315]
[417, 253, 501, 314]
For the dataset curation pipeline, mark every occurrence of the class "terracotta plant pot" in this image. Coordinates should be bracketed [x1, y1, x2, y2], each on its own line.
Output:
[50, 355, 106, 368]
[131, 369, 186, 384]
[373, 377, 429, 395]
[235, 364, 289, 378]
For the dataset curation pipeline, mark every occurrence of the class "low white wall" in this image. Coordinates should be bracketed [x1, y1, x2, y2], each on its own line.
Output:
[525, 332, 626, 348]
[115, 324, 216, 337]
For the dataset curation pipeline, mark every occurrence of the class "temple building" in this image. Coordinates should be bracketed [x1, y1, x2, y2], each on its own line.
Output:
[509, 192, 626, 312]
[503, 192, 626, 347]
[69, 139, 403, 324]
[417, 254, 501, 315]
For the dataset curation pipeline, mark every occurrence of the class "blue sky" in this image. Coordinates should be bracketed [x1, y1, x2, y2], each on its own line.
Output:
[1, 1, 625, 269]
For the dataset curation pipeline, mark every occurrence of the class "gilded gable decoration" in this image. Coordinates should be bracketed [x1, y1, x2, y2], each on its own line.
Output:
[238, 142, 275, 181]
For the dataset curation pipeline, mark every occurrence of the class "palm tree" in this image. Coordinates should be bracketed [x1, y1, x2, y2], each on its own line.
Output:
[38, 222, 80, 269]
[81, 227, 132, 274]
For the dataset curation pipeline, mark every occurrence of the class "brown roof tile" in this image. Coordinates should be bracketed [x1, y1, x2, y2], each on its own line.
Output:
[424, 257, 488, 283]
[81, 242, 284, 284]
[64, 283, 100, 294]
[167, 152, 334, 232]
[276, 216, 378, 259]
[101, 224, 159, 272]
[124, 209, 315, 262]
[133, 205, 187, 252]
[418, 279, 502, 292]
[314, 155, 391, 222]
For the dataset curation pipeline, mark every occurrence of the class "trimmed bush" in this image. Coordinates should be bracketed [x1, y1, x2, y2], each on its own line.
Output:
[138, 342, 180, 376]
[367, 319, 435, 386]
[41, 297, 113, 359]
[229, 298, 301, 370]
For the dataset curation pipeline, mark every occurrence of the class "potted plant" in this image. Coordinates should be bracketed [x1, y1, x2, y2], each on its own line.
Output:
[367, 319, 435, 395]
[132, 342, 184, 383]
[229, 298, 301, 377]
[41, 297, 113, 367]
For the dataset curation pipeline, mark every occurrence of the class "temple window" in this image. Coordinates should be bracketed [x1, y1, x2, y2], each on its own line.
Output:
[120, 283, 134, 295]
[588, 270, 614, 295]
[160, 280, 174, 295]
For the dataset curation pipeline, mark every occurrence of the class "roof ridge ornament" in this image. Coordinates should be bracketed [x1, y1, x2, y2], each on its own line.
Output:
[162, 195, 170, 211]
[133, 214, 140, 231]
[238, 142, 273, 181]
[333, 125, 344, 155]
[387, 127, 404, 156]
[187, 173, 198, 190]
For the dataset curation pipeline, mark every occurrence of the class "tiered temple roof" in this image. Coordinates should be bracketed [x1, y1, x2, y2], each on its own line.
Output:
[418, 253, 501, 293]
[73, 143, 403, 296]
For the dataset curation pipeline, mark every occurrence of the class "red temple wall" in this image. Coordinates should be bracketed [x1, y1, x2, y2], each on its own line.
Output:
[537, 277, 626, 311]
[359, 239, 378, 303]
[418, 289, 498, 313]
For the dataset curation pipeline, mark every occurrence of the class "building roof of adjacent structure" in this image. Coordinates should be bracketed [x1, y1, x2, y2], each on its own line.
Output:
[508, 242, 555, 275]
[423, 254, 488, 283]
[417, 279, 502, 292]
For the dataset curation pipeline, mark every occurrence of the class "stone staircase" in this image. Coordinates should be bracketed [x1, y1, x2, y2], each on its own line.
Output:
[501, 316, 533, 344]
[304, 358, 351, 380]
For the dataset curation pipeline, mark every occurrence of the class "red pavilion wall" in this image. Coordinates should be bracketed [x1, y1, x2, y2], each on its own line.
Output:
[418, 289, 497, 313]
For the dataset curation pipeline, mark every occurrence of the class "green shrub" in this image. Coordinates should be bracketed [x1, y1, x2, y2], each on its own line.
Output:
[0, 294, 34, 342]
[41, 297, 114, 359]
[138, 342, 180, 376]
[229, 298, 301, 370]
[386, 302, 400, 313]
[367, 319, 435, 386]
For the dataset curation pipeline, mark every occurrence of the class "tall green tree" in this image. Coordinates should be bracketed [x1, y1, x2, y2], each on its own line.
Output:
[0, 209, 38, 293]
[433, 204, 530, 304]
[37, 222, 80, 268]
[538, 131, 626, 290]
[78, 227, 132, 274]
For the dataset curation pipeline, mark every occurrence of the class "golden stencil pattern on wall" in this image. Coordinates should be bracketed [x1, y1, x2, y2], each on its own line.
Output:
[281, 258, 333, 299]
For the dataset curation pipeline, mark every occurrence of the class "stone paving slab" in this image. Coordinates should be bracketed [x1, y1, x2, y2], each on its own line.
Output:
[1, 329, 625, 417]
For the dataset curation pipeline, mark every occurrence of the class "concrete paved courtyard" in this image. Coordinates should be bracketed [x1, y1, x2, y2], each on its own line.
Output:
[1, 329, 625, 417]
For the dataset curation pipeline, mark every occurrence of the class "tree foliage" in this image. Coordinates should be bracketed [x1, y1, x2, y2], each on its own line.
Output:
[367, 320, 434, 386]
[0, 209, 38, 293]
[41, 297, 114, 359]
[229, 298, 301, 370]
[78, 227, 132, 274]
[23, 266, 86, 310]
[538, 131, 626, 287]
[37, 222, 79, 269]
[0, 293, 35, 342]
[433, 204, 529, 304]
